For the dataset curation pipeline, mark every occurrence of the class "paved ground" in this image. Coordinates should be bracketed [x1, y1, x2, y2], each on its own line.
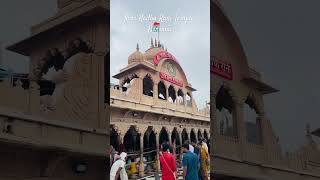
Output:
[138, 168, 210, 180]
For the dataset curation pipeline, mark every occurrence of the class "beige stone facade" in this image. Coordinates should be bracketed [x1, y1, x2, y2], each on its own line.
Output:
[0, 0, 109, 179]
[110, 40, 210, 177]
[211, 1, 320, 179]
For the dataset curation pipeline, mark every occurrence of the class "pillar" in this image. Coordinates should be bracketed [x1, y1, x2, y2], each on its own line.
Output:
[168, 129, 172, 145]
[153, 83, 158, 99]
[139, 133, 144, 177]
[210, 93, 216, 174]
[187, 130, 190, 142]
[179, 131, 183, 167]
[234, 99, 247, 160]
[259, 112, 269, 163]
[194, 130, 198, 143]
[166, 85, 169, 100]
[155, 131, 160, 172]
[175, 89, 178, 104]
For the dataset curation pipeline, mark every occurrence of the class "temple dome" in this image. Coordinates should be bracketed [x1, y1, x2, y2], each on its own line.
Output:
[144, 38, 165, 63]
[144, 47, 163, 62]
[128, 44, 143, 64]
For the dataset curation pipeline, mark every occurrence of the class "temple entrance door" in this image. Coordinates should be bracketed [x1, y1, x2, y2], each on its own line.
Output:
[171, 127, 181, 154]
[143, 126, 157, 172]
[110, 125, 120, 151]
[159, 127, 169, 146]
[190, 129, 197, 143]
[181, 128, 188, 144]
[124, 126, 140, 153]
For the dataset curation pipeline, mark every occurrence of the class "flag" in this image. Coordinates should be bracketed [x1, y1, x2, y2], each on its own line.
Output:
[152, 21, 160, 32]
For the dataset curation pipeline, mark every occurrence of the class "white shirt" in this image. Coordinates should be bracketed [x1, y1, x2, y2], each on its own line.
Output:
[110, 159, 128, 180]
[189, 144, 194, 153]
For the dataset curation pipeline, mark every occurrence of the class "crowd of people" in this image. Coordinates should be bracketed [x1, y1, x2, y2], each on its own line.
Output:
[109, 138, 210, 180]
[160, 138, 210, 180]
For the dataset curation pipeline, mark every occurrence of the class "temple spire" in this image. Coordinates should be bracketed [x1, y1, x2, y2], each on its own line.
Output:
[136, 43, 139, 51]
[155, 39, 157, 47]
[151, 38, 154, 47]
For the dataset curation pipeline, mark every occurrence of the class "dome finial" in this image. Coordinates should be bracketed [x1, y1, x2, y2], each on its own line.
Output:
[151, 38, 154, 47]
[136, 43, 139, 51]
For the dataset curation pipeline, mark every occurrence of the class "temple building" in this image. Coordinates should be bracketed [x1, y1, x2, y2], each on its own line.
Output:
[0, 0, 108, 179]
[110, 39, 210, 178]
[211, 0, 320, 179]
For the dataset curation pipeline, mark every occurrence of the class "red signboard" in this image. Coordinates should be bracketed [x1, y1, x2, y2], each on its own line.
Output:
[153, 51, 178, 65]
[159, 72, 183, 87]
[211, 56, 233, 80]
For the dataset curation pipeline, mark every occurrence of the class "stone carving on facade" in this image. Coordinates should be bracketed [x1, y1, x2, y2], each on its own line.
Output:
[38, 38, 94, 122]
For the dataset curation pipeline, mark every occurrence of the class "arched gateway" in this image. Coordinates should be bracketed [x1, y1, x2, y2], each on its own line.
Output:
[110, 39, 210, 177]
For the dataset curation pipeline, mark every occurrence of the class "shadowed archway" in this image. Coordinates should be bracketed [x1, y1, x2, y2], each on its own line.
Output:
[123, 125, 140, 152]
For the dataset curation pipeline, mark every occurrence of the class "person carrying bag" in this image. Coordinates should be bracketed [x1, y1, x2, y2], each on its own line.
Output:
[160, 143, 178, 180]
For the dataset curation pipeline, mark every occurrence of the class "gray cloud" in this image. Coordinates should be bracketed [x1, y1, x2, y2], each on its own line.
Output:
[0, 0, 56, 72]
[220, 0, 320, 151]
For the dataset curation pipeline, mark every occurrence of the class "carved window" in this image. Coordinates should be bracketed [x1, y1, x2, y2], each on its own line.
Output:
[143, 74, 154, 97]
[177, 89, 184, 105]
[121, 74, 138, 93]
[244, 96, 262, 144]
[215, 87, 236, 137]
[168, 85, 176, 103]
[186, 93, 192, 107]
[158, 81, 167, 100]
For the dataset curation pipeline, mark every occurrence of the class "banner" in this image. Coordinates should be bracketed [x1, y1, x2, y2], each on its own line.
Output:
[211, 56, 233, 80]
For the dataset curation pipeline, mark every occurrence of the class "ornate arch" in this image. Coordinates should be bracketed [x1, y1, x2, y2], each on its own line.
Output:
[156, 58, 189, 85]
[212, 0, 250, 74]
[246, 91, 264, 114]
[190, 128, 197, 143]
[213, 82, 237, 101]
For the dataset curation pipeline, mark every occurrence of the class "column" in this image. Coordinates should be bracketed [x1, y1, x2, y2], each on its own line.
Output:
[153, 83, 158, 99]
[155, 131, 160, 172]
[175, 90, 178, 105]
[187, 130, 190, 142]
[234, 99, 247, 160]
[139, 133, 144, 177]
[179, 131, 183, 168]
[259, 112, 269, 163]
[29, 81, 40, 113]
[210, 94, 217, 165]
[195, 130, 198, 143]
[168, 129, 172, 145]
[166, 86, 169, 100]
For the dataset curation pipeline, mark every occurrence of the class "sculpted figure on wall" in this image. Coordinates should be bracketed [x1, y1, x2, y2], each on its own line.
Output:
[38, 38, 93, 122]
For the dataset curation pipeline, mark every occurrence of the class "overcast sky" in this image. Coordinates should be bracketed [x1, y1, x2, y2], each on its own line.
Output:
[110, 0, 210, 108]
[0, 0, 56, 72]
[220, 0, 320, 151]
